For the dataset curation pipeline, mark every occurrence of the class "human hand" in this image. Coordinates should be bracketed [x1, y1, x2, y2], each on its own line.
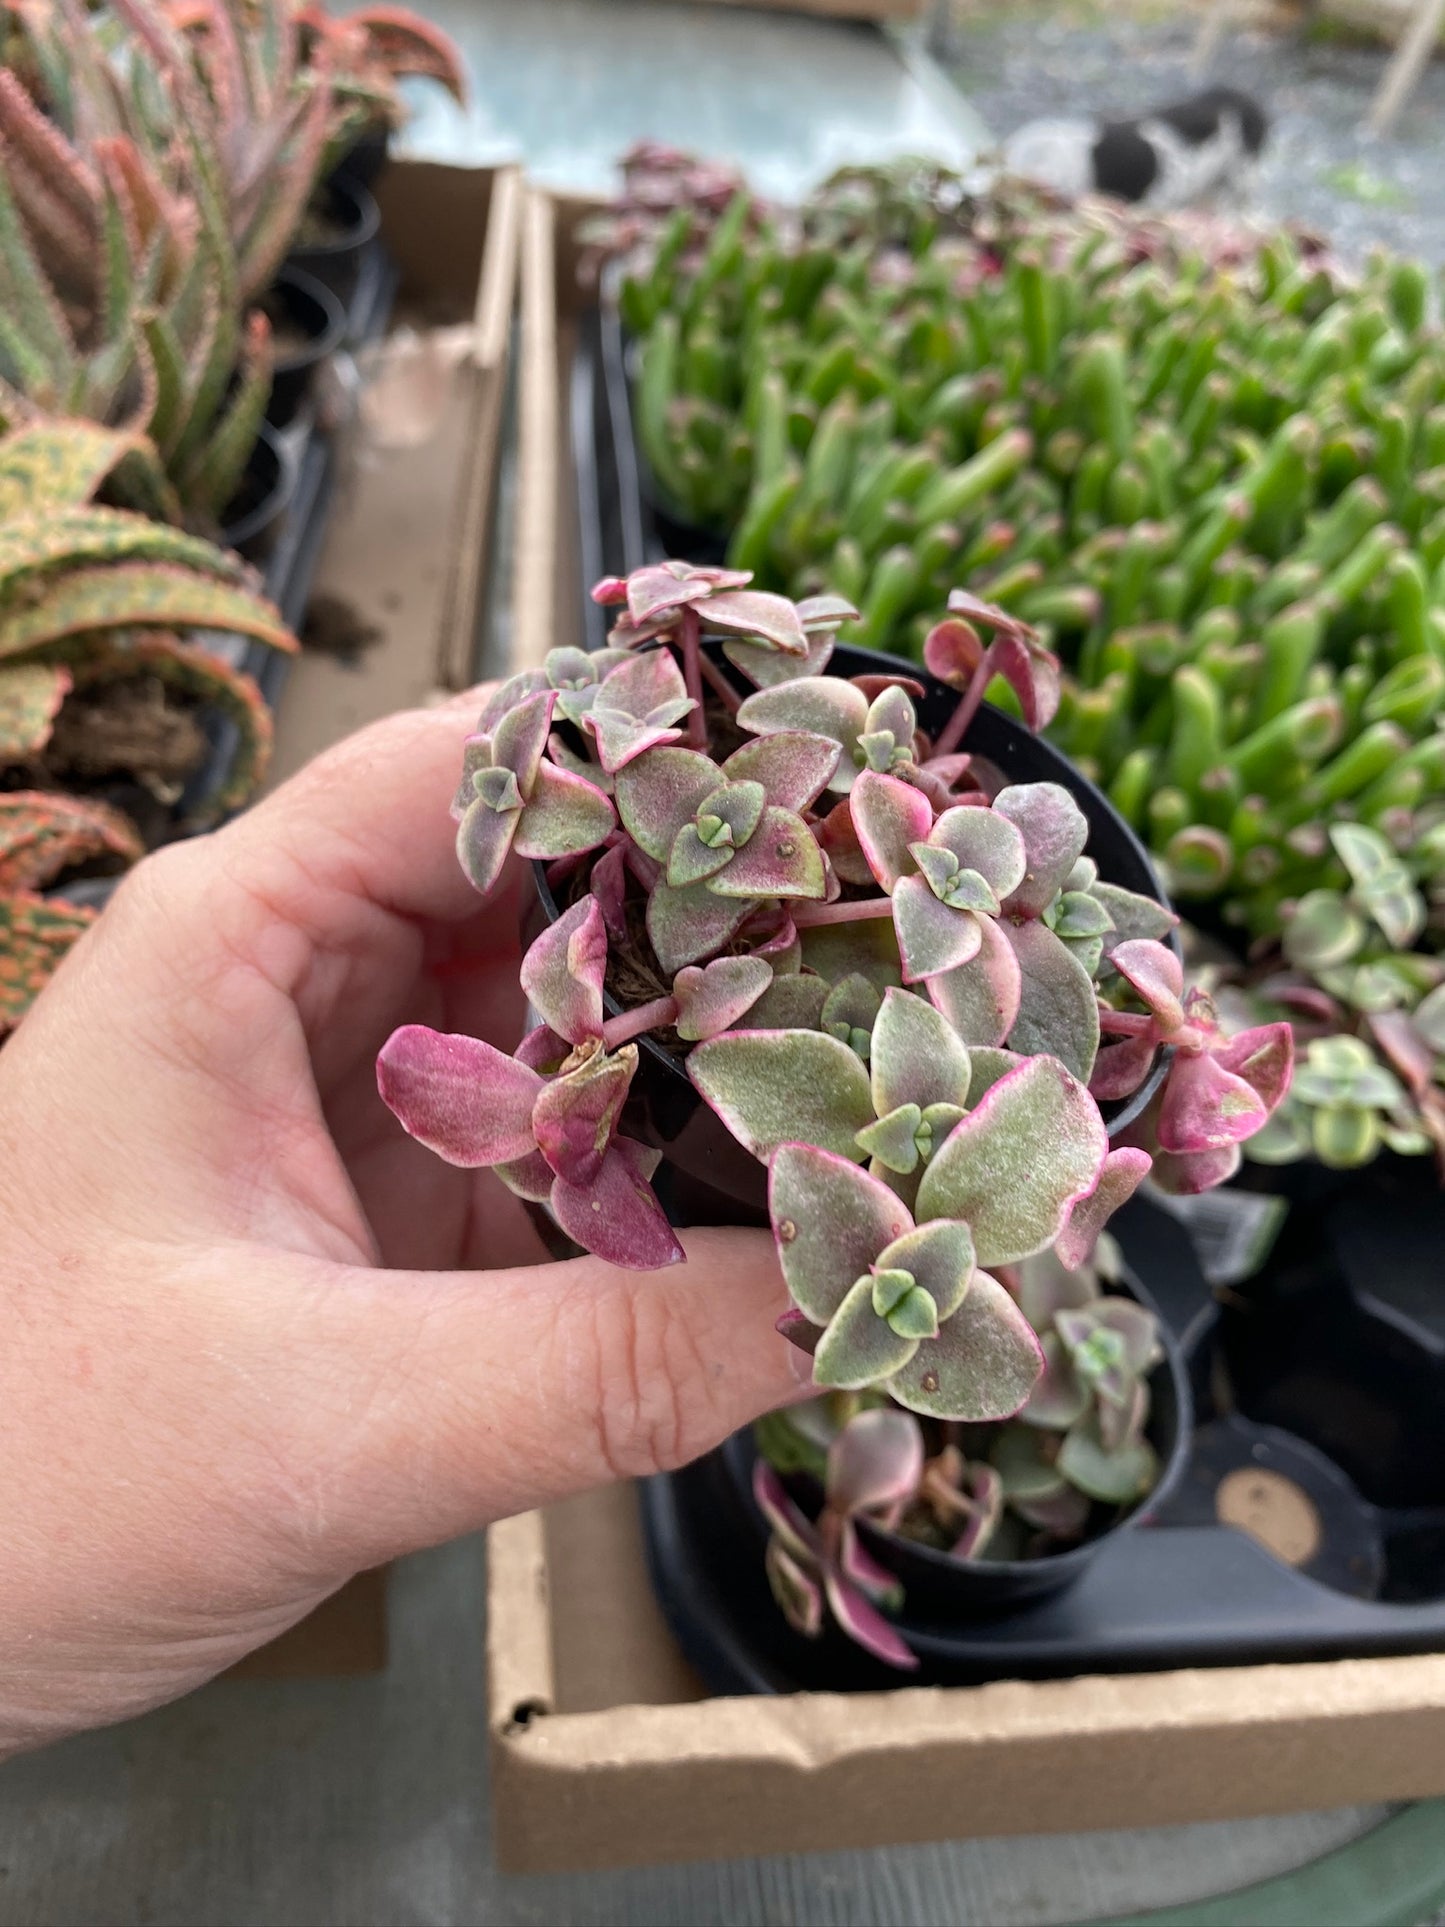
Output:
[0, 695, 806, 1757]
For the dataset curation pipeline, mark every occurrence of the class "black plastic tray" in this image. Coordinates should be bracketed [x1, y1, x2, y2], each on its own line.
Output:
[577, 296, 1445, 1692]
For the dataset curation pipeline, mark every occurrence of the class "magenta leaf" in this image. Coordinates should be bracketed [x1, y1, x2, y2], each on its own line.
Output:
[590, 842, 630, 942]
[1110, 938, 1185, 1031]
[1147, 1141, 1243, 1193]
[673, 955, 774, 1041]
[928, 914, 1023, 1047]
[722, 730, 841, 813]
[986, 629, 1062, 732]
[1215, 1021, 1294, 1115]
[377, 1025, 541, 1165]
[796, 593, 861, 633]
[916, 1057, 1108, 1267]
[816, 799, 875, 886]
[1089, 1032, 1158, 1101]
[767, 1142, 912, 1322]
[1157, 1049, 1268, 1153]
[820, 1567, 919, 1670]
[1000, 917, 1102, 1081]
[532, 1042, 637, 1185]
[550, 1136, 684, 1269]
[519, 897, 607, 1046]
[691, 1031, 876, 1162]
[993, 783, 1090, 917]
[923, 615, 984, 688]
[624, 561, 718, 623]
[586, 649, 696, 773]
[494, 1147, 555, 1202]
[1055, 1146, 1153, 1269]
[851, 769, 934, 891]
[766, 1538, 825, 1638]
[888, 1273, 1044, 1421]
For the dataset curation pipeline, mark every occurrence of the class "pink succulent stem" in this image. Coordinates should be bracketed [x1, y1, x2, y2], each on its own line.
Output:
[697, 648, 742, 718]
[931, 655, 994, 760]
[680, 607, 708, 750]
[1098, 1009, 1155, 1038]
[790, 896, 895, 929]
[602, 996, 679, 1049]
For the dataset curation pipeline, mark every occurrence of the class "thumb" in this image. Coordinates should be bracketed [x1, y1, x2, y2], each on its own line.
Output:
[284, 1227, 812, 1568]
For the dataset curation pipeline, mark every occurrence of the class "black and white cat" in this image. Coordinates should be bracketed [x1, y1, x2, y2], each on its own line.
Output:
[1003, 87, 1269, 211]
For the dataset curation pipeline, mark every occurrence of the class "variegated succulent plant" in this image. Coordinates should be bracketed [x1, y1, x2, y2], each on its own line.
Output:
[0, 416, 296, 1028]
[379, 560, 1290, 1424]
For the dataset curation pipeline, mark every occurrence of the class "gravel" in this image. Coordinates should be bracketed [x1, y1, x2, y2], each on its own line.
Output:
[940, 4, 1445, 266]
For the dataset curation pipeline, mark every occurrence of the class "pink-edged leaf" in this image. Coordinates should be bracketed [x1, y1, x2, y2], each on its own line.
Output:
[647, 878, 757, 973]
[492, 688, 557, 795]
[452, 734, 492, 819]
[985, 629, 1062, 731]
[1093, 881, 1177, 951]
[993, 783, 1090, 917]
[837, 1518, 906, 1601]
[702, 587, 809, 654]
[1157, 1050, 1268, 1154]
[871, 987, 973, 1116]
[887, 1273, 1045, 1421]
[754, 1459, 824, 1562]
[928, 914, 1023, 1047]
[893, 876, 984, 982]
[1148, 1141, 1243, 1193]
[589, 706, 690, 773]
[590, 575, 629, 605]
[816, 797, 876, 887]
[588, 649, 696, 772]
[532, 1043, 637, 1185]
[928, 807, 1028, 899]
[851, 769, 934, 891]
[495, 1148, 556, 1202]
[822, 1567, 919, 1669]
[737, 679, 868, 788]
[1370, 1009, 1434, 1095]
[512, 762, 616, 861]
[625, 561, 716, 623]
[917, 1057, 1108, 1267]
[476, 668, 548, 733]
[723, 629, 835, 688]
[814, 1276, 922, 1389]
[692, 1032, 877, 1165]
[548, 732, 614, 791]
[1090, 1032, 1159, 1101]
[516, 1024, 571, 1072]
[766, 1538, 825, 1637]
[590, 843, 630, 942]
[709, 805, 825, 899]
[796, 593, 860, 633]
[455, 798, 521, 896]
[722, 730, 841, 813]
[766, 1141, 912, 1321]
[519, 896, 607, 1045]
[1056, 1146, 1153, 1269]
[1000, 917, 1101, 1080]
[615, 746, 720, 860]
[877, 1218, 976, 1322]
[1019, 1331, 1091, 1428]
[550, 1136, 684, 1269]
[1110, 938, 1185, 1031]
[673, 955, 774, 1041]
[776, 1306, 825, 1354]
[827, 1408, 925, 1518]
[377, 1025, 541, 1165]
[1215, 1021, 1294, 1115]
[923, 616, 985, 688]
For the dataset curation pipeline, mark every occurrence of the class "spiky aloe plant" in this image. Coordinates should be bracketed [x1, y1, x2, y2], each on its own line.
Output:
[0, 417, 295, 830]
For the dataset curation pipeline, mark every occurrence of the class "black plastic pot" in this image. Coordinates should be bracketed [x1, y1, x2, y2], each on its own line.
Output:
[531, 636, 1177, 1230]
[220, 420, 297, 559]
[262, 266, 347, 429]
[284, 174, 381, 304]
[329, 121, 390, 191]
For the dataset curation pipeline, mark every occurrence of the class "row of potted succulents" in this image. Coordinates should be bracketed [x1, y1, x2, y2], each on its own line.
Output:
[605, 152, 1445, 1183]
[0, 0, 465, 1035]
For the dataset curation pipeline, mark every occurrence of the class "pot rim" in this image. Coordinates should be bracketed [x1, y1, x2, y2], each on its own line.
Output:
[265, 264, 348, 375]
[219, 419, 298, 552]
[292, 173, 382, 259]
[530, 634, 1179, 1140]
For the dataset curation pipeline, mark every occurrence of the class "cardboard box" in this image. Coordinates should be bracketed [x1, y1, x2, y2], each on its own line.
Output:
[269, 158, 522, 785]
[488, 182, 1445, 1873]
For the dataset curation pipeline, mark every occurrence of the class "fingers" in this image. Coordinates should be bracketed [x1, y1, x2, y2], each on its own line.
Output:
[277, 1228, 810, 1569]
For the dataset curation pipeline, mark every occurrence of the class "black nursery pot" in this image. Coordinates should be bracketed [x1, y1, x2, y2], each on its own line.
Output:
[220, 420, 297, 559]
[530, 637, 1177, 1232]
[329, 121, 391, 192]
[262, 266, 347, 428]
[284, 174, 382, 303]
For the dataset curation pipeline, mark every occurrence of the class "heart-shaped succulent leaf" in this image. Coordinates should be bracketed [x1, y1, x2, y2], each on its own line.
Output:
[721, 730, 841, 812]
[518, 896, 608, 1046]
[673, 955, 774, 1040]
[850, 769, 934, 890]
[887, 1274, 1043, 1421]
[585, 648, 696, 772]
[993, 783, 1090, 917]
[647, 877, 758, 973]
[736, 678, 870, 792]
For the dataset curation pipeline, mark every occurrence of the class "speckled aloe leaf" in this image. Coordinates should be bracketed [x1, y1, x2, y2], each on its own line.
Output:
[700, 587, 809, 654]
[917, 1056, 1108, 1268]
[0, 789, 142, 891]
[871, 987, 972, 1117]
[377, 1024, 542, 1165]
[510, 763, 616, 863]
[724, 629, 834, 688]
[532, 1042, 637, 1186]
[0, 420, 163, 519]
[1056, 1146, 1152, 1270]
[0, 660, 70, 757]
[1001, 917, 1101, 1081]
[647, 877, 756, 974]
[827, 1408, 923, 1519]
[1157, 1048, 1268, 1153]
[765, 1142, 912, 1322]
[615, 746, 720, 861]
[850, 769, 933, 891]
[736, 678, 868, 791]
[0, 889, 93, 1031]
[0, 507, 251, 589]
[721, 730, 840, 813]
[710, 805, 825, 900]
[1109, 938, 1184, 1030]
[519, 897, 607, 1046]
[692, 1029, 877, 1163]
[877, 1219, 976, 1322]
[673, 954, 773, 1041]
[0, 562, 296, 660]
[550, 1135, 684, 1270]
[930, 806, 1028, 899]
[1019, 1332, 1091, 1429]
[993, 783, 1089, 918]
[893, 875, 983, 983]
[928, 914, 1022, 1048]
[814, 1275, 923, 1389]
[1058, 1409, 1158, 1504]
[888, 1273, 1044, 1422]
